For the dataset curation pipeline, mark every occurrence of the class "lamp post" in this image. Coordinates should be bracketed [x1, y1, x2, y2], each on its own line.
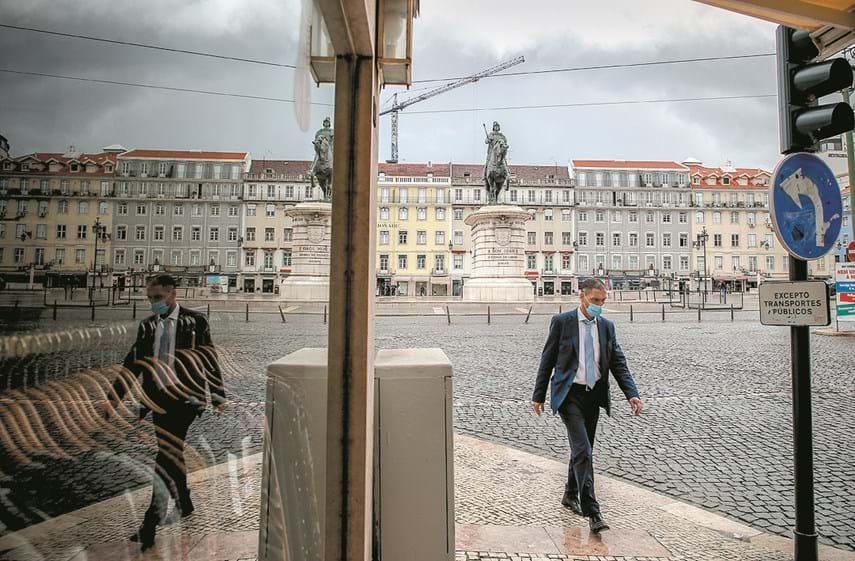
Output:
[91, 217, 108, 290]
[693, 226, 709, 291]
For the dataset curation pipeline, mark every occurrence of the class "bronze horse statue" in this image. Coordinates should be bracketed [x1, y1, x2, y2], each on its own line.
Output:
[484, 139, 509, 204]
[310, 136, 333, 201]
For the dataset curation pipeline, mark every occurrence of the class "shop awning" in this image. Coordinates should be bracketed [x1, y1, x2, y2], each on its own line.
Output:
[695, 0, 855, 58]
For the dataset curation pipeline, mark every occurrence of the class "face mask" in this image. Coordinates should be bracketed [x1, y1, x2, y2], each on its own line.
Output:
[586, 303, 603, 318]
[151, 301, 170, 316]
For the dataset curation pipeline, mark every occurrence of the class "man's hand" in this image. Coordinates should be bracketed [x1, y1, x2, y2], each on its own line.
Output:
[214, 402, 226, 413]
[629, 397, 643, 416]
[531, 402, 544, 416]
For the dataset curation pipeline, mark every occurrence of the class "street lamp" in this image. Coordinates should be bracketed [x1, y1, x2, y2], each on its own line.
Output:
[693, 226, 709, 290]
[91, 217, 109, 290]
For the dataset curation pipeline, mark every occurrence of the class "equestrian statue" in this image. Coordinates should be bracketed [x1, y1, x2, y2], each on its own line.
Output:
[483, 121, 511, 205]
[310, 117, 333, 201]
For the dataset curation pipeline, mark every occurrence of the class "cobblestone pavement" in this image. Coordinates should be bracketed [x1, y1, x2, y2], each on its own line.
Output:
[2, 434, 834, 561]
[1, 307, 854, 553]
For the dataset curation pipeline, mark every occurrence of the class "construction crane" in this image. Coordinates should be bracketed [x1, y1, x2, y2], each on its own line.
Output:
[380, 55, 525, 163]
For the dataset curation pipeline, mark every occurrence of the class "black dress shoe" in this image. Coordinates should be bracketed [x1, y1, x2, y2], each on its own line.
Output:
[561, 491, 584, 516]
[129, 523, 156, 551]
[589, 513, 610, 533]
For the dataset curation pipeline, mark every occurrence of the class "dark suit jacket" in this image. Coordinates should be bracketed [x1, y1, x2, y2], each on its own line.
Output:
[532, 309, 639, 416]
[113, 306, 226, 417]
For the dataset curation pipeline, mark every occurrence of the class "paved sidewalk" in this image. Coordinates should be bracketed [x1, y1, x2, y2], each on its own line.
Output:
[1, 434, 852, 561]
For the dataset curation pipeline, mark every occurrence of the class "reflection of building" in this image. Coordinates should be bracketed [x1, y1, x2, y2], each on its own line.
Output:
[451, 163, 574, 297]
[0, 134, 9, 159]
[112, 150, 250, 288]
[0, 146, 119, 287]
[375, 163, 451, 297]
[241, 160, 313, 294]
[570, 160, 691, 290]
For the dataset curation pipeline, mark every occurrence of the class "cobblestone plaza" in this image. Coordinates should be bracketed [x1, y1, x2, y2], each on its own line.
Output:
[1, 307, 854, 553]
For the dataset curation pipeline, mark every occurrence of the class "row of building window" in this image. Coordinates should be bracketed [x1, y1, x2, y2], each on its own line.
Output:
[0, 200, 109, 216]
[118, 161, 242, 180]
[378, 254, 446, 272]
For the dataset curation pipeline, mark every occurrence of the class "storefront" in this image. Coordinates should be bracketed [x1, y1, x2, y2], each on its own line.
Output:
[430, 281, 448, 296]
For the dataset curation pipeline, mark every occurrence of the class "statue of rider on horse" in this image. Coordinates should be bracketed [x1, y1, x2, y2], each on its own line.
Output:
[310, 117, 333, 201]
[483, 121, 511, 205]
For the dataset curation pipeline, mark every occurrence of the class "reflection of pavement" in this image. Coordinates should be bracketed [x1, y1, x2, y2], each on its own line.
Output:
[6, 435, 853, 561]
[3, 307, 855, 553]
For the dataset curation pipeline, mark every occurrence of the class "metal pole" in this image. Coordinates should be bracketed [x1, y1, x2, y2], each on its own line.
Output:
[53, 300, 57, 321]
[661, 304, 665, 322]
[133, 301, 137, 319]
[524, 305, 533, 324]
[790, 256, 818, 561]
[843, 88, 855, 243]
[630, 304, 633, 322]
[245, 302, 249, 322]
[446, 305, 451, 325]
[487, 305, 491, 324]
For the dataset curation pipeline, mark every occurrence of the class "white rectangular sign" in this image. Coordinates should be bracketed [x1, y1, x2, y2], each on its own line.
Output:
[759, 281, 830, 326]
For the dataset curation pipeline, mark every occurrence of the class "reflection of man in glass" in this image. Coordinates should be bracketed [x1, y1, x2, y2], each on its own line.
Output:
[106, 275, 226, 551]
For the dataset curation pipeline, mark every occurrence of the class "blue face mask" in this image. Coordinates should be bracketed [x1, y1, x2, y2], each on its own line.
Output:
[586, 303, 603, 318]
[151, 301, 170, 316]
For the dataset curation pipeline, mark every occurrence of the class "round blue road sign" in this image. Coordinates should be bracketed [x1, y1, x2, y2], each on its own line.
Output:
[770, 153, 843, 261]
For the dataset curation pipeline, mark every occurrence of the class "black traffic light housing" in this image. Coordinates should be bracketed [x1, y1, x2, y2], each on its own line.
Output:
[777, 25, 855, 154]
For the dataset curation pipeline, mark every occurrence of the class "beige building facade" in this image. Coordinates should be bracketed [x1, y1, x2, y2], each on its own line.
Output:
[687, 161, 833, 290]
[0, 147, 119, 287]
[241, 160, 314, 294]
[375, 163, 452, 297]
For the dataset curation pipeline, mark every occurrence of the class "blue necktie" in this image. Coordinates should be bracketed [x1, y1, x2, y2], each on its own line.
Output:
[583, 319, 596, 390]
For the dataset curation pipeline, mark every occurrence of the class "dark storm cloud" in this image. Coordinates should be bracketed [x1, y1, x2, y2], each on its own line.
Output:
[0, 0, 783, 169]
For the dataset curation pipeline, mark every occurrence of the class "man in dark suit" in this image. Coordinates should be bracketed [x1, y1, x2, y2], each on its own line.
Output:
[532, 278, 642, 533]
[105, 274, 226, 550]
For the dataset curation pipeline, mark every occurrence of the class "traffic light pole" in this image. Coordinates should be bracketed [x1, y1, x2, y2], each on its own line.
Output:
[790, 255, 817, 561]
[846, 87, 855, 235]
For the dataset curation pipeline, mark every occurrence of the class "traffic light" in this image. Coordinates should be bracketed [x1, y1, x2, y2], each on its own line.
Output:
[777, 25, 855, 154]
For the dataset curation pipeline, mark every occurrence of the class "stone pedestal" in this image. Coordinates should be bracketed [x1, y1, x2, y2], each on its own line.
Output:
[281, 202, 331, 301]
[463, 205, 533, 302]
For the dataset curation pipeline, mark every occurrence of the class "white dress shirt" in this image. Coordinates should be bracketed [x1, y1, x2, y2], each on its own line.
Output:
[153, 303, 180, 369]
[573, 307, 601, 385]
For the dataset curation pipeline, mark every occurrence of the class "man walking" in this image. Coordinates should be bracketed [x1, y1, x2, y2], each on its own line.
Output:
[531, 278, 642, 533]
[106, 274, 226, 550]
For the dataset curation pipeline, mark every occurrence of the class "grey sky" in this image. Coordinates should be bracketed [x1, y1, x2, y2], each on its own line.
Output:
[0, 0, 784, 169]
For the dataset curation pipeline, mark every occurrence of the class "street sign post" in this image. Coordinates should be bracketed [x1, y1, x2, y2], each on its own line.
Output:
[770, 153, 843, 260]
[836, 263, 855, 322]
[759, 281, 831, 326]
[768, 152, 843, 561]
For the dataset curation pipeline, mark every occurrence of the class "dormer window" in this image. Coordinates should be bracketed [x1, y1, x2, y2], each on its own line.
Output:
[692, 175, 700, 185]
[265, 168, 274, 175]
[21, 163, 30, 171]
[722, 176, 730, 185]
[105, 164, 114, 173]
[2, 162, 12, 171]
[70, 163, 79, 172]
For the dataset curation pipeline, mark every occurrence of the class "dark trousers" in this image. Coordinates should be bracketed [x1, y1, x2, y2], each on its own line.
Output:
[143, 404, 198, 526]
[558, 384, 601, 516]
